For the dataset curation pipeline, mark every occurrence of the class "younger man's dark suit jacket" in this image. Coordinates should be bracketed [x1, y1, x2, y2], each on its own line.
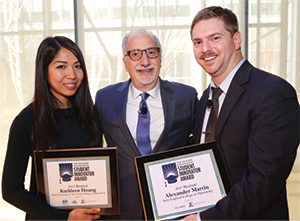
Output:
[193, 60, 299, 220]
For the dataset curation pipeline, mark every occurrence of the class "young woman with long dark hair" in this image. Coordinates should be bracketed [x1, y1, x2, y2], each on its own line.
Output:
[2, 36, 102, 220]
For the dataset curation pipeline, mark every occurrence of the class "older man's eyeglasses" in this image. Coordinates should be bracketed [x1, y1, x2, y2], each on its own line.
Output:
[125, 47, 160, 61]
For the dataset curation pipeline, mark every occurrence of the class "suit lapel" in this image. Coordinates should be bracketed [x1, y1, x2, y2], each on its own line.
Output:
[216, 60, 253, 138]
[152, 80, 175, 152]
[115, 80, 141, 155]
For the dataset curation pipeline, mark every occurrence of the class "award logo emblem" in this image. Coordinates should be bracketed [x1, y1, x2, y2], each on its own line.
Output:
[162, 163, 178, 184]
[59, 163, 73, 182]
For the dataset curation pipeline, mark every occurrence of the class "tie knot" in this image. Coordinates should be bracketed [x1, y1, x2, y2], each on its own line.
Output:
[140, 92, 150, 101]
[211, 87, 222, 100]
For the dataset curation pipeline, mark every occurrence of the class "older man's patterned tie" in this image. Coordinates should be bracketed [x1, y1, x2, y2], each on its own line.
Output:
[136, 92, 151, 155]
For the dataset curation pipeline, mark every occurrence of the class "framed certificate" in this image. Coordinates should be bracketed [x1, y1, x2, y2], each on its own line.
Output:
[135, 142, 231, 220]
[33, 147, 119, 215]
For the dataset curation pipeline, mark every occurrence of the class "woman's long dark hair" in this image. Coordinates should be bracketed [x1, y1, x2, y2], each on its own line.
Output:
[32, 36, 101, 149]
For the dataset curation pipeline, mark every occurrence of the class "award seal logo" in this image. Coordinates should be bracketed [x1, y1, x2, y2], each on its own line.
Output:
[162, 163, 178, 184]
[59, 163, 73, 182]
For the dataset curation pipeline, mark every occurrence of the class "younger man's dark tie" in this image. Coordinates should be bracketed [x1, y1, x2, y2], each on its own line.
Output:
[136, 92, 151, 155]
[205, 87, 223, 142]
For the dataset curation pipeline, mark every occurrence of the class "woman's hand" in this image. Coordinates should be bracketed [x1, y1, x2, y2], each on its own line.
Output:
[180, 213, 198, 221]
[67, 208, 101, 220]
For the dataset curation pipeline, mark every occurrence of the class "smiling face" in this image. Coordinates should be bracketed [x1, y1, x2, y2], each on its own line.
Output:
[191, 18, 242, 85]
[47, 48, 83, 108]
[123, 32, 161, 91]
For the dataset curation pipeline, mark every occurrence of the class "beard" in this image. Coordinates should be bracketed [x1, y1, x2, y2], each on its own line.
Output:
[135, 71, 158, 86]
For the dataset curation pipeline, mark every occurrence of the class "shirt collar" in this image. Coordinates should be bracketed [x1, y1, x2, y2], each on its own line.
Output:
[129, 80, 161, 100]
[210, 58, 246, 95]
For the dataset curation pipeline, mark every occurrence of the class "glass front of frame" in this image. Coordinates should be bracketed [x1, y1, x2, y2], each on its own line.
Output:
[135, 142, 231, 220]
[34, 147, 120, 215]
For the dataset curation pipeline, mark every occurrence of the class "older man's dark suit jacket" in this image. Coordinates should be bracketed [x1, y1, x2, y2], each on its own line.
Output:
[95, 78, 198, 220]
[193, 60, 299, 220]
